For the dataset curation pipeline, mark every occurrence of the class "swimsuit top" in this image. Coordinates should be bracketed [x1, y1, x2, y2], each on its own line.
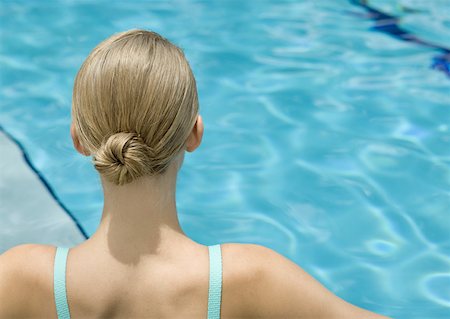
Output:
[54, 244, 222, 319]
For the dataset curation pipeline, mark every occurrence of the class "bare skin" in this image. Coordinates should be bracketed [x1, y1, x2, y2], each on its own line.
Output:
[0, 115, 391, 318]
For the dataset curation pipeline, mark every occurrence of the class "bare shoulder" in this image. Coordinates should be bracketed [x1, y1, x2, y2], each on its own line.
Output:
[218, 243, 268, 318]
[221, 243, 390, 319]
[0, 244, 56, 318]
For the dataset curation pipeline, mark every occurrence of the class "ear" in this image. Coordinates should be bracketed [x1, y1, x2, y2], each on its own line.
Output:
[70, 122, 90, 156]
[186, 115, 204, 152]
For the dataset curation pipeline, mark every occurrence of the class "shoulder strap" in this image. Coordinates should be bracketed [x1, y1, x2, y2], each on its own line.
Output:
[207, 244, 222, 319]
[54, 247, 71, 319]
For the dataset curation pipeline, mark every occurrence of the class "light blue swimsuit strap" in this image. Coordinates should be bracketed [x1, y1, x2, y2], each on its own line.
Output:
[207, 244, 223, 319]
[54, 247, 71, 319]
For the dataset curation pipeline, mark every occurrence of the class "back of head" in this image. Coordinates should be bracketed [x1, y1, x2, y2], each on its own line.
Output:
[72, 29, 199, 185]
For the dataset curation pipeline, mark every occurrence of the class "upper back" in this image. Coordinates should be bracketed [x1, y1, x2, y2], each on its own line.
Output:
[0, 242, 389, 319]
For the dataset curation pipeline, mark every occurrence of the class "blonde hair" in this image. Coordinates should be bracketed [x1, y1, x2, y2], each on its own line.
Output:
[72, 29, 199, 185]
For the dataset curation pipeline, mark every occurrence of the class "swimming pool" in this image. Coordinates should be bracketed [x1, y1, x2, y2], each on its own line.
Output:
[1, 0, 449, 317]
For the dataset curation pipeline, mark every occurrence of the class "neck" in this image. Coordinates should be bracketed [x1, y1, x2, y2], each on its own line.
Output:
[85, 165, 190, 265]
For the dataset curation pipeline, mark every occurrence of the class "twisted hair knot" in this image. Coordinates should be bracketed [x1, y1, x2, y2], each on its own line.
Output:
[93, 132, 168, 185]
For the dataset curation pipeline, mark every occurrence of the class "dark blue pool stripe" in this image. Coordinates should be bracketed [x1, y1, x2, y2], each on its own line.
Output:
[349, 0, 450, 77]
[0, 126, 89, 239]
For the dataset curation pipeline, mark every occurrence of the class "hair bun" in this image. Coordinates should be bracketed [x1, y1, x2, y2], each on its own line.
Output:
[93, 132, 156, 185]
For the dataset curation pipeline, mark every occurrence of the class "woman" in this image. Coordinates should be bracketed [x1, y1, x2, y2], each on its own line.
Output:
[0, 29, 389, 319]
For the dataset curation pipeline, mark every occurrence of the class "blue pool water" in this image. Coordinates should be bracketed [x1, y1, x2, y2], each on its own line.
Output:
[1, 0, 449, 317]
